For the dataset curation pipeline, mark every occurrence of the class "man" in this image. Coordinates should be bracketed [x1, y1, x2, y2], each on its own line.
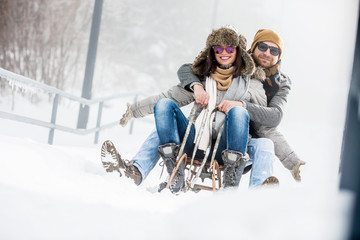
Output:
[178, 29, 305, 181]
[249, 29, 305, 181]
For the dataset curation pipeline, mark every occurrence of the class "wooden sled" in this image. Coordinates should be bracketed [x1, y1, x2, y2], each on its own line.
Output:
[166, 153, 224, 192]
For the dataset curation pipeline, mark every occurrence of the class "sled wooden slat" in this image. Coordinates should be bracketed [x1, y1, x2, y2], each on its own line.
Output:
[185, 158, 224, 171]
[193, 184, 215, 191]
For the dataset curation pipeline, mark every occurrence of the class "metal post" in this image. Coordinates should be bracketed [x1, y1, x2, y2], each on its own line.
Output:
[48, 94, 59, 144]
[77, 0, 103, 129]
[94, 101, 104, 144]
[339, 5, 360, 239]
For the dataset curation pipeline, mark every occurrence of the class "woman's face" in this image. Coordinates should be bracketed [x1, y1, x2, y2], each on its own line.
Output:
[213, 45, 237, 66]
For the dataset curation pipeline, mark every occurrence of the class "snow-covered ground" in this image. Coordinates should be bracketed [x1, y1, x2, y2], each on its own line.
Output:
[0, 92, 355, 240]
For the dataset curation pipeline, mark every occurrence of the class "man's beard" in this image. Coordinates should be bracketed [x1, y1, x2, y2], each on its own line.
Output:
[254, 54, 272, 68]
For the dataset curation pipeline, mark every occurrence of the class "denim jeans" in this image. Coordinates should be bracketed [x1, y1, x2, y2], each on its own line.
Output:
[154, 98, 249, 163]
[133, 132, 275, 187]
[246, 138, 275, 187]
[132, 100, 275, 187]
[132, 129, 161, 181]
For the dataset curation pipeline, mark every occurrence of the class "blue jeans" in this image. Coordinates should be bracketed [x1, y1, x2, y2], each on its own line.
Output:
[132, 130, 161, 181]
[154, 98, 249, 163]
[132, 101, 275, 187]
[133, 132, 275, 187]
[246, 138, 275, 187]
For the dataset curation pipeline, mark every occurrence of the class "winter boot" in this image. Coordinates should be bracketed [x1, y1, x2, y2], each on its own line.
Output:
[158, 143, 184, 193]
[222, 149, 248, 188]
[101, 140, 126, 175]
[101, 140, 142, 185]
[234, 152, 249, 186]
[124, 160, 142, 185]
[262, 176, 280, 186]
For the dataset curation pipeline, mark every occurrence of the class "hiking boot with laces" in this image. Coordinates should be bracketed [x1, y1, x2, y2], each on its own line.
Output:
[124, 160, 142, 185]
[101, 140, 126, 174]
[101, 140, 142, 185]
[222, 149, 248, 188]
[158, 143, 184, 193]
[168, 163, 185, 193]
[262, 176, 280, 186]
[234, 152, 249, 186]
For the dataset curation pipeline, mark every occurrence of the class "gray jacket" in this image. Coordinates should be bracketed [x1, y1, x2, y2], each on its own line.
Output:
[131, 75, 250, 135]
[177, 63, 302, 170]
[178, 63, 290, 127]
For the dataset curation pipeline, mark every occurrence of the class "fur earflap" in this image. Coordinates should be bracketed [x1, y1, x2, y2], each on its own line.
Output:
[239, 34, 247, 50]
[251, 66, 266, 82]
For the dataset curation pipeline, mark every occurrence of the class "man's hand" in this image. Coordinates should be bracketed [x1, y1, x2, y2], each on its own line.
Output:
[119, 103, 133, 127]
[217, 100, 244, 114]
[193, 84, 209, 108]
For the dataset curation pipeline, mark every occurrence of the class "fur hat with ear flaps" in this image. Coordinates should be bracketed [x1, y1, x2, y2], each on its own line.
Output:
[191, 26, 255, 76]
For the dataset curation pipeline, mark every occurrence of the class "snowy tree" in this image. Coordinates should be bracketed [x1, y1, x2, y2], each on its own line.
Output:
[0, 0, 92, 101]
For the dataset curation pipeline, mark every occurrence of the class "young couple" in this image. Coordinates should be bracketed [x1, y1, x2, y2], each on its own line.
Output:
[101, 26, 305, 193]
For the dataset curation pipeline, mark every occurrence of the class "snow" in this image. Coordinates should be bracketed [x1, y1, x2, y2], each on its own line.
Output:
[0, 95, 355, 239]
[0, 0, 359, 239]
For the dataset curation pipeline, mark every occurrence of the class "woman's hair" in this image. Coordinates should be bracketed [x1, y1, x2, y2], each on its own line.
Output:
[200, 46, 243, 78]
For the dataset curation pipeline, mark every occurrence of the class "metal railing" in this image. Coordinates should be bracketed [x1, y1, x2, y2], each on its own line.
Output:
[0, 67, 142, 144]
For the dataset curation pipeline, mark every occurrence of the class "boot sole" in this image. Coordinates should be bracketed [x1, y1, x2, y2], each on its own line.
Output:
[101, 140, 122, 173]
[262, 176, 279, 185]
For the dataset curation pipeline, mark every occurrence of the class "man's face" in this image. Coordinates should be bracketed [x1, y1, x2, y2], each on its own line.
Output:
[253, 41, 280, 68]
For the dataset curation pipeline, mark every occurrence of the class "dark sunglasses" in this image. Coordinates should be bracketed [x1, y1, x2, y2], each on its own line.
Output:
[257, 42, 281, 56]
[213, 46, 235, 54]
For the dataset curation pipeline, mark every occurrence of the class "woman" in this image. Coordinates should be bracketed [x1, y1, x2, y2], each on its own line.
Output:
[153, 26, 256, 192]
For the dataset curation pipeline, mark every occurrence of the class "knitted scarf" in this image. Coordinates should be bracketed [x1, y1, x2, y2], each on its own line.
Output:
[263, 61, 281, 103]
[210, 66, 234, 90]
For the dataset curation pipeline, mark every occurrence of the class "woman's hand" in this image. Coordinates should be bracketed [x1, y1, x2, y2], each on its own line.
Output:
[217, 100, 244, 114]
[193, 84, 209, 108]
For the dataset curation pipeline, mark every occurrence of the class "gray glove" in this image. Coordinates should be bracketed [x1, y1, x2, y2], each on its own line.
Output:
[119, 103, 133, 127]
